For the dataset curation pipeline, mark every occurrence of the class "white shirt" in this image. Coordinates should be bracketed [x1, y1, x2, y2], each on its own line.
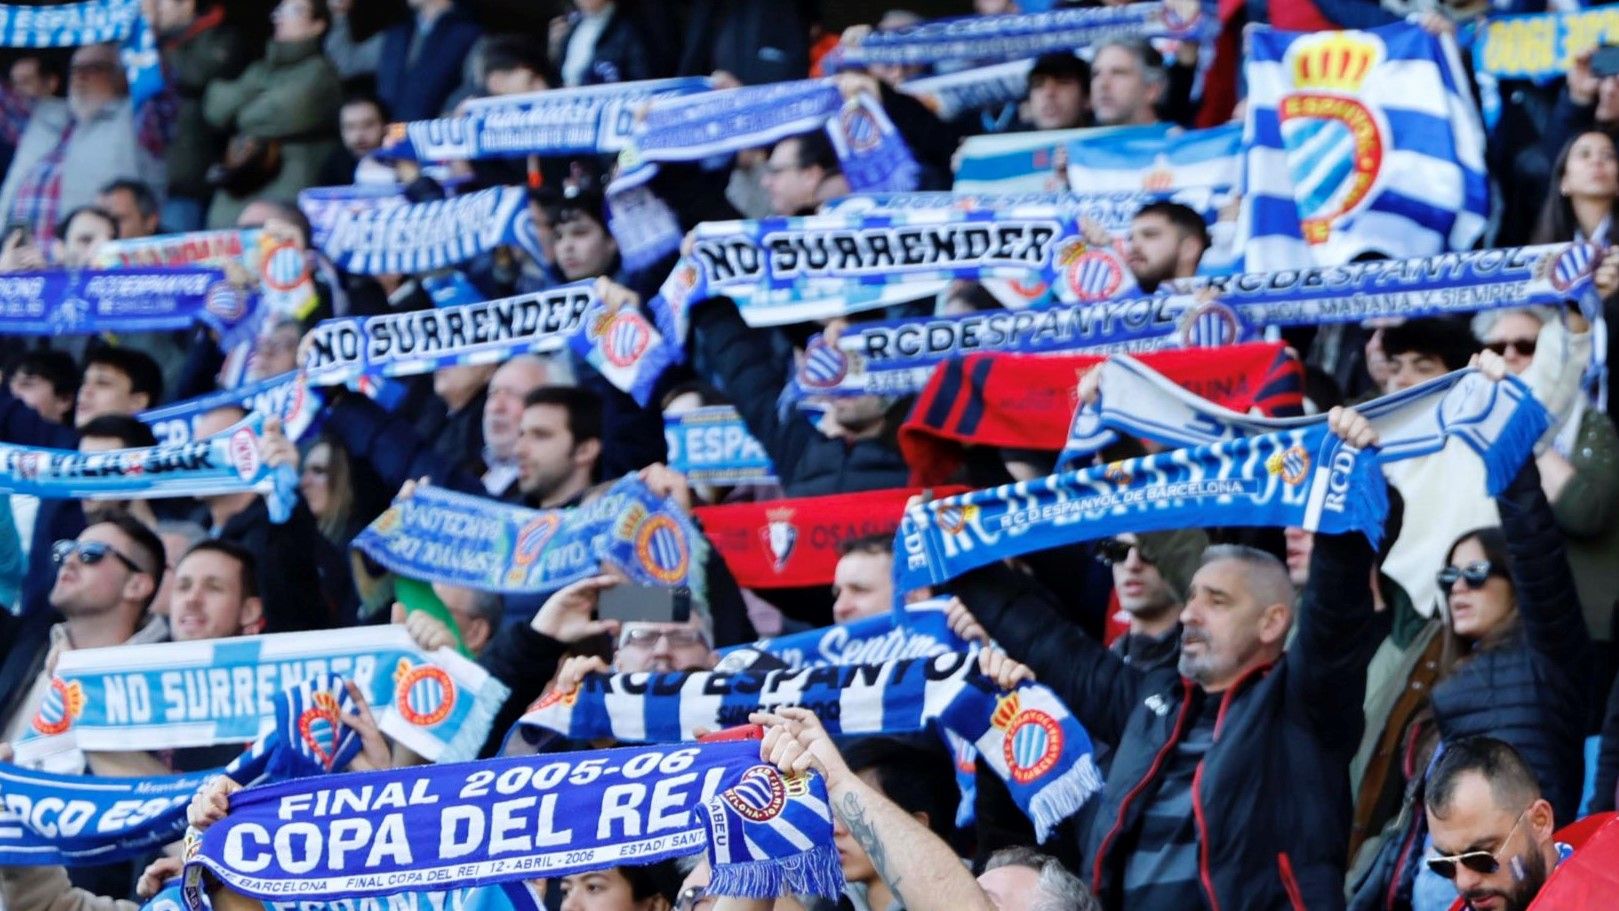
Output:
[561, 4, 615, 87]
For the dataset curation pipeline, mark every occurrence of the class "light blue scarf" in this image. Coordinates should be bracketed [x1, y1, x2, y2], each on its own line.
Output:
[315, 187, 542, 275]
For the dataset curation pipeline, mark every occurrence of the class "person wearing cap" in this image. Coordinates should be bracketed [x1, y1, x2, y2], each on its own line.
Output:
[1097, 529, 1207, 675]
[1018, 52, 1090, 132]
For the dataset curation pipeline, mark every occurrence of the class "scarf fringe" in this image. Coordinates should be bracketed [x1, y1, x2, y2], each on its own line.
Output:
[1479, 392, 1551, 497]
[1028, 752, 1106, 843]
[434, 676, 510, 763]
[707, 844, 845, 900]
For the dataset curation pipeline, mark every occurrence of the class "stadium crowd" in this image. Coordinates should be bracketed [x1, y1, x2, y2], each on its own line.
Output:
[0, 0, 1618, 910]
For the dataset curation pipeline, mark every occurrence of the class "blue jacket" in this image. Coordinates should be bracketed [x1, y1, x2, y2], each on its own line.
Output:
[960, 533, 1381, 911]
[376, 6, 481, 122]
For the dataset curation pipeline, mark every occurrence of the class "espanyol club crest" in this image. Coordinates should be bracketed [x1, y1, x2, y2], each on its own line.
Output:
[1266, 444, 1311, 486]
[1278, 31, 1389, 244]
[935, 503, 976, 536]
[1178, 300, 1242, 348]
[593, 309, 653, 369]
[837, 104, 884, 153]
[228, 427, 260, 481]
[635, 514, 691, 585]
[506, 512, 563, 587]
[31, 678, 85, 736]
[258, 242, 310, 294]
[15, 450, 46, 481]
[203, 281, 246, 323]
[798, 337, 849, 390]
[1054, 239, 1126, 302]
[1158, 0, 1204, 33]
[1545, 243, 1597, 293]
[297, 690, 345, 769]
[720, 766, 790, 822]
[761, 507, 798, 573]
[992, 693, 1064, 786]
[393, 659, 456, 727]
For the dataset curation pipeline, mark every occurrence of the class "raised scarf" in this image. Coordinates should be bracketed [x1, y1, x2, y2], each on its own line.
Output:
[182, 740, 840, 904]
[664, 405, 778, 487]
[95, 228, 319, 323]
[352, 476, 699, 593]
[716, 599, 969, 669]
[895, 424, 1388, 594]
[0, 0, 137, 45]
[0, 267, 245, 335]
[898, 342, 1302, 485]
[520, 650, 1102, 839]
[11, 626, 508, 766]
[695, 486, 966, 588]
[1469, 9, 1619, 81]
[1066, 122, 1241, 194]
[139, 370, 325, 447]
[315, 186, 542, 276]
[1062, 358, 1551, 496]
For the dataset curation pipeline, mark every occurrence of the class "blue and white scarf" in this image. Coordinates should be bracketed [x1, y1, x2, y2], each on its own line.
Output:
[266, 673, 366, 780]
[143, 881, 544, 911]
[182, 740, 838, 904]
[896, 58, 1034, 121]
[568, 296, 680, 406]
[716, 599, 968, 669]
[381, 77, 711, 161]
[895, 424, 1388, 594]
[703, 766, 842, 900]
[140, 370, 325, 447]
[825, 94, 921, 194]
[826, 1, 1209, 67]
[316, 186, 542, 275]
[825, 187, 1222, 238]
[1066, 122, 1242, 194]
[353, 476, 698, 593]
[0, 267, 247, 335]
[298, 183, 416, 252]
[11, 626, 508, 766]
[1061, 359, 1550, 496]
[96, 228, 319, 323]
[0, 0, 137, 46]
[664, 406, 777, 487]
[0, 410, 294, 506]
[521, 650, 1102, 839]
[301, 282, 593, 384]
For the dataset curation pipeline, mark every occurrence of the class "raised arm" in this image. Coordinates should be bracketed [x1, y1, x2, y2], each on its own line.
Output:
[688, 298, 811, 482]
[754, 708, 996, 911]
[1497, 457, 1591, 670]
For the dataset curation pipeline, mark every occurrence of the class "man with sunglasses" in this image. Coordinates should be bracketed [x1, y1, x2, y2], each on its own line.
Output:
[1424, 737, 1571, 911]
[1095, 530, 1206, 674]
[0, 514, 167, 756]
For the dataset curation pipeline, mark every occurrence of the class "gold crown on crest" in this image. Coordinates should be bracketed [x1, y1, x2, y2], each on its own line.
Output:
[991, 692, 1021, 731]
[766, 506, 796, 523]
[1289, 32, 1382, 93]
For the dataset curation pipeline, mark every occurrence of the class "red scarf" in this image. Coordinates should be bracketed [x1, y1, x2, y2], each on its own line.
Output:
[899, 342, 1304, 485]
[695, 486, 964, 589]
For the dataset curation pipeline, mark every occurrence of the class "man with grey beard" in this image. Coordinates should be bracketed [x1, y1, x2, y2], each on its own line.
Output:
[0, 43, 172, 242]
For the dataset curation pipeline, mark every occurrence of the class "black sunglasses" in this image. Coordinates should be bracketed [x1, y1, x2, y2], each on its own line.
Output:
[1425, 809, 1528, 880]
[1437, 560, 1496, 591]
[51, 539, 142, 574]
[1095, 538, 1154, 566]
[1483, 338, 1537, 358]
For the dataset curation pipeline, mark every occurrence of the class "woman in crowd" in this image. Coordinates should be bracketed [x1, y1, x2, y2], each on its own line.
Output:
[556, 862, 685, 911]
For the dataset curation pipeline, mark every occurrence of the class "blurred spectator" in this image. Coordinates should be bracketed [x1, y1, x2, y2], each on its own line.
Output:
[830, 535, 896, 625]
[546, 189, 620, 282]
[376, 0, 483, 121]
[677, 0, 814, 86]
[202, 0, 342, 227]
[318, 92, 391, 185]
[552, 0, 654, 87]
[76, 346, 163, 427]
[53, 204, 116, 268]
[0, 43, 173, 243]
[481, 34, 552, 96]
[1532, 130, 1619, 246]
[480, 354, 566, 498]
[0, 55, 60, 173]
[95, 178, 161, 239]
[76, 415, 159, 526]
[516, 386, 602, 509]
[1125, 201, 1211, 292]
[324, 0, 385, 89]
[1020, 52, 1089, 131]
[762, 130, 847, 217]
[150, 518, 208, 619]
[168, 539, 264, 641]
[5, 350, 77, 426]
[151, 0, 249, 232]
[1090, 39, 1166, 128]
[299, 433, 358, 544]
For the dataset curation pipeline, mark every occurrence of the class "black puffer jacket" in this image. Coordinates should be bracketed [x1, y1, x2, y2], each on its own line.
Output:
[956, 533, 1380, 911]
[1428, 460, 1590, 825]
[690, 299, 910, 496]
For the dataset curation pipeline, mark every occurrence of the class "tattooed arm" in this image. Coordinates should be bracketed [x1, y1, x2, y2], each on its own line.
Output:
[753, 709, 997, 911]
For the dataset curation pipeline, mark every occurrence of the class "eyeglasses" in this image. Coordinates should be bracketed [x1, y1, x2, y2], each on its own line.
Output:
[1483, 338, 1537, 358]
[674, 885, 709, 911]
[1437, 560, 1496, 591]
[1425, 808, 1529, 880]
[51, 539, 142, 573]
[618, 627, 708, 651]
[1095, 538, 1154, 566]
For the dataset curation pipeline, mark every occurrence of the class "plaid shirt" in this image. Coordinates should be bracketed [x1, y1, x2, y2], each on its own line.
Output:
[9, 117, 76, 247]
[0, 81, 34, 147]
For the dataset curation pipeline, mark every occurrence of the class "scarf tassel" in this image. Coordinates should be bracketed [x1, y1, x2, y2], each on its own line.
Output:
[1027, 752, 1105, 843]
[706, 843, 845, 900]
[1479, 393, 1551, 498]
[434, 676, 510, 763]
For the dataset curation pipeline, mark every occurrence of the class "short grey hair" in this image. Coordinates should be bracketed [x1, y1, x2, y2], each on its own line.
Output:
[1200, 543, 1295, 608]
[1095, 38, 1167, 87]
[983, 847, 1099, 911]
[1470, 305, 1557, 344]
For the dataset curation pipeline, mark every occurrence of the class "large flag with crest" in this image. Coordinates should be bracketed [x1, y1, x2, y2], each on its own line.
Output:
[1237, 22, 1488, 271]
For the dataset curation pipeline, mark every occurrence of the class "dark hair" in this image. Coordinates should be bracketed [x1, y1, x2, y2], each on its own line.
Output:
[1028, 51, 1089, 87]
[177, 538, 260, 600]
[303, 0, 331, 28]
[55, 205, 119, 242]
[522, 385, 604, 447]
[83, 347, 164, 405]
[659, 380, 727, 412]
[97, 178, 160, 220]
[93, 511, 166, 600]
[1439, 525, 1515, 669]
[545, 188, 609, 232]
[1425, 736, 1541, 818]
[1134, 200, 1210, 251]
[841, 736, 958, 842]
[7, 349, 79, 399]
[340, 90, 390, 122]
[616, 860, 685, 902]
[947, 282, 1001, 313]
[237, 198, 314, 247]
[78, 414, 158, 449]
[837, 532, 893, 558]
[1531, 130, 1619, 246]
[1380, 317, 1478, 371]
[1377, 485, 1405, 569]
[781, 129, 842, 175]
[481, 33, 548, 79]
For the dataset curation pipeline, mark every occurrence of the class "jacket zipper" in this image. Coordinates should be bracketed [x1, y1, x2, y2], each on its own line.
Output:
[1092, 678, 1197, 891]
[1192, 661, 1275, 911]
[1277, 852, 1308, 911]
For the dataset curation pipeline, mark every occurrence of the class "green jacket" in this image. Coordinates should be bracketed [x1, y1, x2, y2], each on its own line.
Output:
[203, 36, 342, 227]
[1550, 406, 1619, 642]
[161, 14, 249, 200]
